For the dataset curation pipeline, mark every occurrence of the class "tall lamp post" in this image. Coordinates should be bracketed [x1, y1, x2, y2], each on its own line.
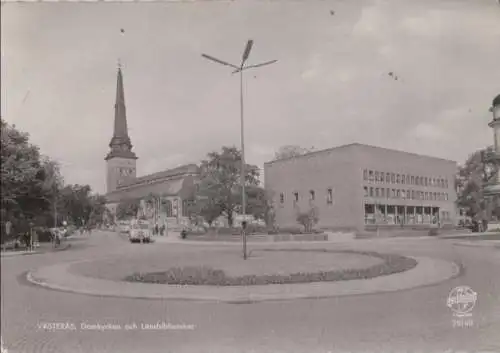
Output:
[201, 40, 277, 260]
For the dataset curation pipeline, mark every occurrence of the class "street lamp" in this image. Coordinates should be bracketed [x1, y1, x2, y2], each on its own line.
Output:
[201, 40, 277, 260]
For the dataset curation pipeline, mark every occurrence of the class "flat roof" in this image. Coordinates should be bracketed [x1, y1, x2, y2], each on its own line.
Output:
[264, 143, 457, 166]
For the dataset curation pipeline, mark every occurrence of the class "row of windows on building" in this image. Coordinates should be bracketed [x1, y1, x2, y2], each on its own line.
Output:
[279, 189, 334, 205]
[364, 186, 449, 201]
[363, 169, 449, 189]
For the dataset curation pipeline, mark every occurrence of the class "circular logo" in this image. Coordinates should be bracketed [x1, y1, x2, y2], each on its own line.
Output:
[447, 286, 477, 317]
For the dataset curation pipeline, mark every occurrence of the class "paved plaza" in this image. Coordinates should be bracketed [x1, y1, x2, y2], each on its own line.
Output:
[1, 231, 500, 353]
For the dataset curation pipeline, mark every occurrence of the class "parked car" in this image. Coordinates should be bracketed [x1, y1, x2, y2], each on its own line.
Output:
[129, 222, 151, 243]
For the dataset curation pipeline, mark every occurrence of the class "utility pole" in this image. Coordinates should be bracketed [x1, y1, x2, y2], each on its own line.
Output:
[201, 40, 277, 260]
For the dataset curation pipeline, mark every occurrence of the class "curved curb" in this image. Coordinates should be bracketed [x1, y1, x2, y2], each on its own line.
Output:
[26, 256, 460, 303]
[453, 240, 500, 248]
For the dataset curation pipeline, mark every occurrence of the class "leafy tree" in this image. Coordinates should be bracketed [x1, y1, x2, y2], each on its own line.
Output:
[88, 194, 108, 226]
[1, 120, 63, 241]
[57, 184, 95, 226]
[274, 145, 314, 160]
[197, 146, 261, 226]
[185, 195, 222, 227]
[456, 146, 499, 224]
[116, 199, 140, 220]
[296, 206, 319, 233]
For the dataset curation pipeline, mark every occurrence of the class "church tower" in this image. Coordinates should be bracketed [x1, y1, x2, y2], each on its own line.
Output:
[105, 65, 138, 193]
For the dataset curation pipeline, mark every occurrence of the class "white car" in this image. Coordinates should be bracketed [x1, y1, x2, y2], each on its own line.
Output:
[129, 222, 151, 243]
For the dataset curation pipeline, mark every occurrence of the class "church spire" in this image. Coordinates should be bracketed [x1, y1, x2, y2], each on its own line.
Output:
[113, 65, 128, 139]
[105, 65, 137, 161]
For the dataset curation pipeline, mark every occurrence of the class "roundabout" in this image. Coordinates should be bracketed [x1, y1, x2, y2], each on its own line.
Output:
[26, 245, 459, 303]
[3, 231, 500, 353]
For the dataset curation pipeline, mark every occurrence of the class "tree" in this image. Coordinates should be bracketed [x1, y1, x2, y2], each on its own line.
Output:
[185, 195, 222, 227]
[88, 194, 108, 226]
[274, 145, 314, 160]
[116, 199, 140, 220]
[57, 184, 95, 226]
[1, 120, 63, 241]
[456, 146, 499, 225]
[245, 186, 273, 222]
[197, 146, 261, 226]
[296, 206, 319, 233]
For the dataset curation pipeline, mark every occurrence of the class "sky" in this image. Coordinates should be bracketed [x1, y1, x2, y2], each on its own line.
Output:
[2, 0, 499, 194]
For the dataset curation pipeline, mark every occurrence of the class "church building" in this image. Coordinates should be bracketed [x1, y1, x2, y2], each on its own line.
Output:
[104, 66, 200, 229]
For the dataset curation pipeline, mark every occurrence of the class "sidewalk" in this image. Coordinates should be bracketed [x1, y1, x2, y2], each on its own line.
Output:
[1, 243, 71, 258]
[26, 255, 459, 303]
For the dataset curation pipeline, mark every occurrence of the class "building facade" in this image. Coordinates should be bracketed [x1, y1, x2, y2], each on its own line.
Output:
[104, 66, 199, 229]
[264, 143, 457, 231]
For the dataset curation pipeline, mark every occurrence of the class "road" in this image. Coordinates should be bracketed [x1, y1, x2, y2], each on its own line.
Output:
[1, 231, 500, 353]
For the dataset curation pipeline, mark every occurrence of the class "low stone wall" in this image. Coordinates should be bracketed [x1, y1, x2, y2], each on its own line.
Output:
[272, 233, 330, 242]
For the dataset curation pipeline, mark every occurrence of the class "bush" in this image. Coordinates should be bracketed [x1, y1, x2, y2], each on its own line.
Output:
[278, 226, 303, 235]
[244, 224, 268, 234]
[125, 250, 417, 286]
[428, 228, 439, 236]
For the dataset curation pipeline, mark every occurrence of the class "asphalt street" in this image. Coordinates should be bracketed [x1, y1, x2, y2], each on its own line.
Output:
[1, 232, 499, 353]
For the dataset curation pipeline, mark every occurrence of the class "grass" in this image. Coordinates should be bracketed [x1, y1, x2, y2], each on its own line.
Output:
[124, 249, 417, 286]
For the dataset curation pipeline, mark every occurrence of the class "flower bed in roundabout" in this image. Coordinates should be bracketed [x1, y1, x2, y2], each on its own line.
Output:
[123, 249, 417, 286]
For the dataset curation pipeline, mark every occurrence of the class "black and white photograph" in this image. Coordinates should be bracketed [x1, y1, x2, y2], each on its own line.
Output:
[1, 0, 500, 352]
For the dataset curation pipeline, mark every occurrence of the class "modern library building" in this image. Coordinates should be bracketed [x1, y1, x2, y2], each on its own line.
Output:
[264, 143, 458, 231]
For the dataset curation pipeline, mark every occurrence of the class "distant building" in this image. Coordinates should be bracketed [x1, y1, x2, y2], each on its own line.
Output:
[264, 143, 457, 231]
[104, 66, 199, 229]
